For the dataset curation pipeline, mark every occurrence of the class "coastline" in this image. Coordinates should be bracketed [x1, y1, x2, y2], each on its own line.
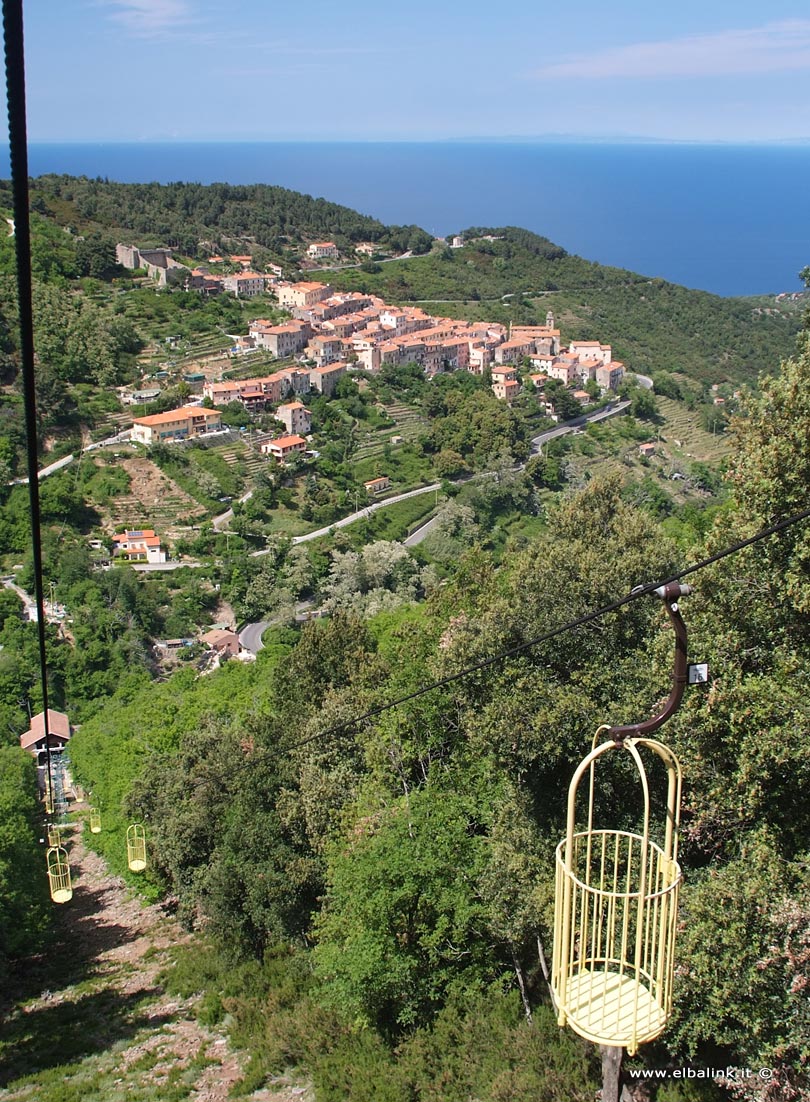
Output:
[3, 141, 809, 297]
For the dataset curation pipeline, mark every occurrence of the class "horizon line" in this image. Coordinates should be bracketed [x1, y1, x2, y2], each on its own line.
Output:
[18, 135, 810, 148]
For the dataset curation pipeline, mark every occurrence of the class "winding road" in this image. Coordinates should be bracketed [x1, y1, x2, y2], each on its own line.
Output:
[238, 400, 632, 649]
[250, 483, 442, 555]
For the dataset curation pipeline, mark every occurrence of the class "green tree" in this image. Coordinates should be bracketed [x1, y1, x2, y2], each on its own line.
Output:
[314, 786, 496, 1033]
[0, 747, 51, 975]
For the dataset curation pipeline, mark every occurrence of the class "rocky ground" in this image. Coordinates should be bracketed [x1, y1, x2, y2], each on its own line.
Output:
[0, 819, 311, 1102]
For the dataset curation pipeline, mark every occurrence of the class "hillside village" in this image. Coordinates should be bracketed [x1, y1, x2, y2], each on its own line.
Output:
[120, 251, 627, 455]
[82, 248, 637, 578]
[2, 225, 740, 675]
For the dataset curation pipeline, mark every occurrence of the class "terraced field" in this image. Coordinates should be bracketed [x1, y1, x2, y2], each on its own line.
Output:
[353, 400, 427, 461]
[217, 440, 265, 479]
[106, 456, 207, 535]
[655, 396, 733, 464]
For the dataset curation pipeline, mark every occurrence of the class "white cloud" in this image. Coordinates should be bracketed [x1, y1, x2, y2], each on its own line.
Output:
[534, 20, 810, 80]
[103, 0, 192, 36]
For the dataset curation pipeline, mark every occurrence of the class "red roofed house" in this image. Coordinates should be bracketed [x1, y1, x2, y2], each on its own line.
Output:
[131, 405, 222, 444]
[307, 242, 339, 260]
[260, 435, 308, 463]
[547, 358, 580, 386]
[492, 377, 521, 403]
[276, 367, 313, 396]
[249, 320, 312, 358]
[20, 709, 72, 763]
[276, 282, 332, 309]
[203, 375, 285, 407]
[276, 402, 311, 436]
[112, 529, 168, 564]
[200, 628, 241, 658]
[569, 340, 612, 365]
[596, 361, 625, 392]
[306, 334, 344, 366]
[223, 271, 265, 298]
[364, 476, 391, 495]
[494, 338, 534, 365]
[491, 366, 520, 402]
[310, 362, 348, 396]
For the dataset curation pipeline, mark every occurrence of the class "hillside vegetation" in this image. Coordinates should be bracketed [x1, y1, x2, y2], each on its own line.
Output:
[0, 173, 808, 1099]
[0, 174, 434, 264]
[58, 330, 810, 1101]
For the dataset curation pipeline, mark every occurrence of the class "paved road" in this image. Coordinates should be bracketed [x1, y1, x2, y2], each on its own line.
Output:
[245, 404, 628, 556]
[2, 577, 36, 614]
[530, 400, 630, 452]
[235, 402, 633, 637]
[130, 560, 203, 572]
[239, 620, 271, 653]
[301, 250, 413, 274]
[251, 482, 442, 555]
[238, 600, 314, 654]
[11, 430, 132, 485]
[212, 489, 254, 531]
[403, 512, 442, 547]
[635, 373, 654, 390]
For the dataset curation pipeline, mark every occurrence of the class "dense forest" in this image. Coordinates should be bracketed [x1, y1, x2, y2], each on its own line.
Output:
[0, 175, 434, 260]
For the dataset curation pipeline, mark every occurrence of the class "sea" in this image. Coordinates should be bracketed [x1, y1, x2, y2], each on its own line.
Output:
[4, 141, 810, 298]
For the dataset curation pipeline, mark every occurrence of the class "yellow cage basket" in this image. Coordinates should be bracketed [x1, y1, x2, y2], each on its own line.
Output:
[126, 823, 147, 872]
[46, 845, 73, 904]
[89, 808, 102, 834]
[552, 730, 682, 1056]
[47, 825, 62, 848]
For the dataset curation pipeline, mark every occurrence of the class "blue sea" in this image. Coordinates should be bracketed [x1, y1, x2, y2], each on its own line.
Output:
[4, 141, 810, 298]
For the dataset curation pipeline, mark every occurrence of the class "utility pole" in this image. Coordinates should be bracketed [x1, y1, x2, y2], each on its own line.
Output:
[600, 1046, 624, 1102]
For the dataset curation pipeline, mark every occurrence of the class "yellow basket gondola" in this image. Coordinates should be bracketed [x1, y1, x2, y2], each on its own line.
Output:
[552, 731, 682, 1056]
[126, 823, 147, 872]
[89, 807, 102, 834]
[46, 845, 73, 904]
[47, 824, 62, 847]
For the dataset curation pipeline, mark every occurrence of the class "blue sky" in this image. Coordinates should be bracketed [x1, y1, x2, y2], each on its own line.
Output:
[10, 0, 810, 142]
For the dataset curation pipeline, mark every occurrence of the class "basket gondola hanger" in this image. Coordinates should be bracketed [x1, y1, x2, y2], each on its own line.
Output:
[552, 582, 699, 1102]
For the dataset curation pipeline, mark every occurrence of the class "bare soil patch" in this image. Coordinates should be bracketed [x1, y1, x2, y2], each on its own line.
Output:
[103, 456, 207, 537]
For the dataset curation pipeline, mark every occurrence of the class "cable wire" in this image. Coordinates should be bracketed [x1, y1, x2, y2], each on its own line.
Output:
[284, 503, 810, 752]
[3, 0, 56, 809]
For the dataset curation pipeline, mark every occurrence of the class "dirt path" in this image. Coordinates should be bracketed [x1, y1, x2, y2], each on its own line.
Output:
[0, 821, 311, 1102]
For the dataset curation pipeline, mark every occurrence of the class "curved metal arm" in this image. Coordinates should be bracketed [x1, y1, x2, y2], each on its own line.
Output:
[607, 582, 691, 743]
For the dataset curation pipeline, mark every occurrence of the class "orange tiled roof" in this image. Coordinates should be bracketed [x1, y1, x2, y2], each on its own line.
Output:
[113, 528, 156, 540]
[270, 434, 307, 448]
[134, 405, 221, 426]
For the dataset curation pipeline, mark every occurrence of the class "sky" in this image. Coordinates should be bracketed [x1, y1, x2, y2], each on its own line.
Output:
[6, 0, 810, 142]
